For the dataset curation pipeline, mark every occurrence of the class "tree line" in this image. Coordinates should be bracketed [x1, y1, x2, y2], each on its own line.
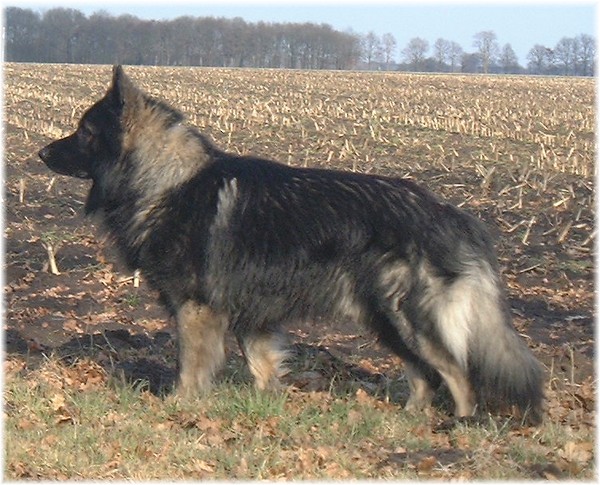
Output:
[4, 7, 595, 76]
[399, 30, 595, 76]
[5, 7, 361, 70]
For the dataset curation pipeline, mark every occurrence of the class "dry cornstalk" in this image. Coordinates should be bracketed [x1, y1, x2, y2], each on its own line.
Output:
[119, 270, 141, 287]
[46, 177, 56, 192]
[517, 263, 541, 274]
[480, 166, 496, 190]
[43, 242, 60, 275]
[503, 220, 526, 233]
[557, 220, 573, 244]
[521, 216, 536, 245]
[553, 196, 571, 208]
[579, 230, 595, 247]
[19, 178, 25, 204]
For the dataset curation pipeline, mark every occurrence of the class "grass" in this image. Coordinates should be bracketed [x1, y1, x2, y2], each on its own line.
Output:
[120, 292, 142, 308]
[4, 355, 595, 480]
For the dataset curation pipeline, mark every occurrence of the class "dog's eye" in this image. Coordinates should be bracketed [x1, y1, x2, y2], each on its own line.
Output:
[78, 125, 94, 143]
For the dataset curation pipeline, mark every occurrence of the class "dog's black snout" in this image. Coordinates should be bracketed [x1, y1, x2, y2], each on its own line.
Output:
[38, 146, 50, 162]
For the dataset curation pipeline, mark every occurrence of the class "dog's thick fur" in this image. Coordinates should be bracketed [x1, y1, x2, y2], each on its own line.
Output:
[39, 66, 543, 422]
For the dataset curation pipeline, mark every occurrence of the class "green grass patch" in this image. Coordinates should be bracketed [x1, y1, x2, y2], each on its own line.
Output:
[4, 356, 595, 480]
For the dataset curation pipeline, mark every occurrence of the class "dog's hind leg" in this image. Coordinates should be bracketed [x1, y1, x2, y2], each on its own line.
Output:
[176, 301, 227, 397]
[415, 336, 476, 417]
[404, 362, 441, 412]
[240, 332, 289, 391]
[359, 299, 442, 412]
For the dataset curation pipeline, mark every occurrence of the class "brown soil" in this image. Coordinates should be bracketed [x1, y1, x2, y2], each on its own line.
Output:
[4, 101, 594, 422]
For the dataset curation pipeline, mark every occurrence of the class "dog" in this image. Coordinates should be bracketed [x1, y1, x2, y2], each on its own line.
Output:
[39, 65, 543, 422]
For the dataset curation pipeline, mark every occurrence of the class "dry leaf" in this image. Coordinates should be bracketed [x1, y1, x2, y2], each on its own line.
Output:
[192, 460, 215, 473]
[417, 455, 437, 473]
[355, 387, 373, 405]
[62, 319, 83, 333]
[559, 441, 593, 464]
[347, 409, 363, 425]
[17, 418, 37, 430]
[49, 393, 66, 411]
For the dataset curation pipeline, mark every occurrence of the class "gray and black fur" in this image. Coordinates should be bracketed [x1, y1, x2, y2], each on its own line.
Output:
[39, 66, 543, 422]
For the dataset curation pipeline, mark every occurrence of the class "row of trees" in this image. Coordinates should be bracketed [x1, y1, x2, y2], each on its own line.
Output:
[397, 30, 595, 76]
[5, 7, 595, 76]
[526, 36, 596, 76]
[5, 7, 362, 69]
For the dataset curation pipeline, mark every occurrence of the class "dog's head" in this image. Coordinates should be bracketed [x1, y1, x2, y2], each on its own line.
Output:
[38, 65, 147, 179]
[40, 66, 202, 216]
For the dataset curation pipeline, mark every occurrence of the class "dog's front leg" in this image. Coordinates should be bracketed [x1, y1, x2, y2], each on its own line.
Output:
[176, 301, 227, 397]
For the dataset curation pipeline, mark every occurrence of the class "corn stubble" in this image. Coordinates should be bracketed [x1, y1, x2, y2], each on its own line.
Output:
[4, 63, 594, 480]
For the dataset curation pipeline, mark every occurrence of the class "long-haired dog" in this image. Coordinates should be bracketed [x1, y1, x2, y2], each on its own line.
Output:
[39, 66, 543, 422]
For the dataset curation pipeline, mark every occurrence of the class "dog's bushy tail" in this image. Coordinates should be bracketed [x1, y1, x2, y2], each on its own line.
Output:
[434, 259, 544, 423]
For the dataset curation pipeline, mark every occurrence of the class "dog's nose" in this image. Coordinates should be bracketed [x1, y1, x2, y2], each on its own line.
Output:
[38, 146, 50, 162]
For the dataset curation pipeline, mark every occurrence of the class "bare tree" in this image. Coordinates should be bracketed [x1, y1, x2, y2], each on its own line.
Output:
[362, 31, 383, 68]
[545, 48, 558, 74]
[473, 30, 499, 73]
[526, 44, 545, 74]
[499, 43, 520, 74]
[577, 33, 596, 76]
[40, 8, 86, 63]
[381, 33, 397, 69]
[527, 44, 551, 74]
[433, 38, 451, 71]
[447, 41, 464, 72]
[554, 37, 580, 75]
[554, 36, 593, 75]
[5, 7, 42, 62]
[332, 28, 362, 70]
[402, 37, 429, 71]
[461, 52, 481, 73]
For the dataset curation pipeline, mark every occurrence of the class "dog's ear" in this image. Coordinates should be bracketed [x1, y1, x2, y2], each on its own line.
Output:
[110, 65, 141, 109]
[112, 65, 125, 89]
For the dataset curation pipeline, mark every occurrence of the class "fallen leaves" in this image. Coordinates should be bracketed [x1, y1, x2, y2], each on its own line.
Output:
[168, 412, 238, 447]
[557, 440, 594, 474]
[528, 440, 595, 479]
[62, 319, 84, 333]
[16, 415, 42, 431]
[188, 459, 216, 475]
[35, 358, 108, 391]
[387, 447, 470, 478]
[49, 392, 78, 425]
[5, 357, 27, 378]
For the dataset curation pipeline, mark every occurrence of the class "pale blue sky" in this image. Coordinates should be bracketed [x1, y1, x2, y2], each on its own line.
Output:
[8, 2, 597, 65]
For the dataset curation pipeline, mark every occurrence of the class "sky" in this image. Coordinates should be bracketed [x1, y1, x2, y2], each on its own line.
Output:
[7, 1, 598, 65]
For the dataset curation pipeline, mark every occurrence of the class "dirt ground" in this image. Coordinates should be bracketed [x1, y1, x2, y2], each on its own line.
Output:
[4, 72, 595, 426]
